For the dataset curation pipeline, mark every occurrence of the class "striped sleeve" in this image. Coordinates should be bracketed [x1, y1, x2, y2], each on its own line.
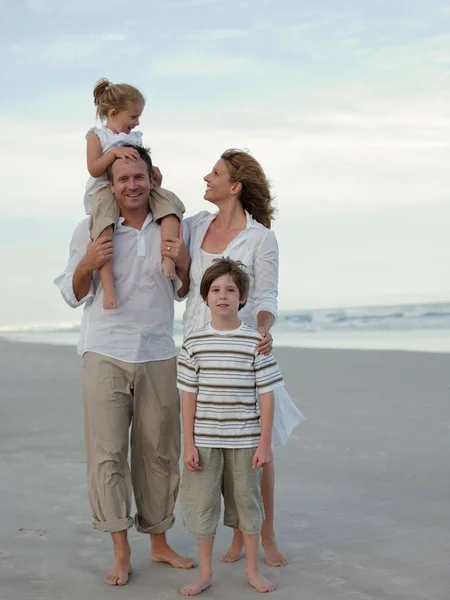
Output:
[177, 343, 199, 393]
[254, 352, 284, 394]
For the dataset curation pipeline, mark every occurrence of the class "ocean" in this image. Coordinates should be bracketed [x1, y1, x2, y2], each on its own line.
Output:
[1, 302, 450, 353]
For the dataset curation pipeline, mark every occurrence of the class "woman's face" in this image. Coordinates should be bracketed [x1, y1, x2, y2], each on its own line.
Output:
[203, 159, 236, 204]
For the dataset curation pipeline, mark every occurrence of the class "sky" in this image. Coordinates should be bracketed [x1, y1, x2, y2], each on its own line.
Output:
[0, 0, 449, 329]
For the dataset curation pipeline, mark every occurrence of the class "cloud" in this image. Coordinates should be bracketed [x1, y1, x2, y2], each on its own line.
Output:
[2, 0, 450, 327]
[24, 0, 121, 12]
[2, 79, 449, 224]
[7, 33, 131, 68]
[151, 51, 262, 77]
[170, 28, 254, 43]
[164, 0, 226, 7]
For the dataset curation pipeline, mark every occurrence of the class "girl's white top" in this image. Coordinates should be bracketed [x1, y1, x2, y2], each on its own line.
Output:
[83, 125, 143, 214]
[182, 210, 279, 337]
[181, 209, 305, 447]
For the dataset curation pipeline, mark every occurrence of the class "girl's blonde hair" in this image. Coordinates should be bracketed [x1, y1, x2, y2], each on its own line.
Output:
[93, 78, 145, 119]
[221, 149, 275, 229]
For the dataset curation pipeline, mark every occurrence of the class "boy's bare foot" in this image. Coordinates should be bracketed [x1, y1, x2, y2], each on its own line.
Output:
[104, 548, 132, 586]
[180, 575, 212, 596]
[262, 536, 288, 567]
[103, 293, 117, 310]
[162, 256, 177, 280]
[248, 572, 276, 593]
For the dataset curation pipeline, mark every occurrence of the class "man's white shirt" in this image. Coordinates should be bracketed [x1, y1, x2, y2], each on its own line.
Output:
[54, 214, 182, 363]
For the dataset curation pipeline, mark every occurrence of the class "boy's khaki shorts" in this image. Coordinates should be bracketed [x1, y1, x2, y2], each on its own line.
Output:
[180, 447, 264, 538]
[89, 185, 185, 241]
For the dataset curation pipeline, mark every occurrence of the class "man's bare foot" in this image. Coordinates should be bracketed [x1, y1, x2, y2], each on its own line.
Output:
[180, 575, 212, 596]
[103, 293, 117, 310]
[220, 530, 244, 563]
[151, 541, 196, 569]
[262, 536, 288, 567]
[162, 257, 177, 280]
[104, 547, 132, 586]
[248, 572, 276, 593]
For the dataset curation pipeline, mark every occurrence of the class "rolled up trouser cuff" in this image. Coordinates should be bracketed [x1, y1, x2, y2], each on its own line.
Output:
[93, 516, 134, 533]
[223, 519, 239, 530]
[134, 513, 175, 535]
[187, 529, 217, 539]
[224, 522, 261, 535]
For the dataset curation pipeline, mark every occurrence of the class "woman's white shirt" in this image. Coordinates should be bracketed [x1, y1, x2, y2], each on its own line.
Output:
[182, 210, 279, 337]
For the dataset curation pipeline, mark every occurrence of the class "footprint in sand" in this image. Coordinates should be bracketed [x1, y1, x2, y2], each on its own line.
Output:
[78, 548, 99, 558]
[0, 550, 14, 569]
[15, 528, 47, 540]
[290, 517, 309, 530]
[325, 576, 347, 588]
[392, 575, 415, 587]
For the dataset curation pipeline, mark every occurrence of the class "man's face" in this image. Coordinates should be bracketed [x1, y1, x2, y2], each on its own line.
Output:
[110, 158, 150, 212]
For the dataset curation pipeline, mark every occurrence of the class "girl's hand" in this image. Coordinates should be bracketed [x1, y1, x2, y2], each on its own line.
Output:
[151, 166, 163, 187]
[257, 329, 273, 355]
[114, 146, 140, 161]
[252, 443, 273, 468]
[184, 444, 202, 471]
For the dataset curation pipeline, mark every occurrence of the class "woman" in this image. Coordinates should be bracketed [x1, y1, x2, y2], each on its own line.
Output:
[163, 149, 304, 567]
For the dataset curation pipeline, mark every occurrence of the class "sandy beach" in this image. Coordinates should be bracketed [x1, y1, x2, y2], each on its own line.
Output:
[1, 340, 449, 600]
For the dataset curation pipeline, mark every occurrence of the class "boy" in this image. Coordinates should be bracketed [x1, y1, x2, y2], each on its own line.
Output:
[177, 257, 284, 596]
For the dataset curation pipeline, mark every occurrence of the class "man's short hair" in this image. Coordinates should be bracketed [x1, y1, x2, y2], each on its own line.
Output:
[200, 257, 250, 311]
[106, 144, 153, 182]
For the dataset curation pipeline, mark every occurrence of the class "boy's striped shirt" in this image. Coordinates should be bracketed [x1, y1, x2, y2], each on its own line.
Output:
[177, 322, 284, 448]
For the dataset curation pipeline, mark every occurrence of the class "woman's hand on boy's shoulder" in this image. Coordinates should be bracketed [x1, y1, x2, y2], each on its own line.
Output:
[257, 328, 273, 356]
[252, 443, 273, 468]
[183, 443, 203, 471]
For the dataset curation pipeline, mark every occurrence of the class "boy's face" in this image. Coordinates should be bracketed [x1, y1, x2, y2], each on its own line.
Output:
[206, 274, 243, 318]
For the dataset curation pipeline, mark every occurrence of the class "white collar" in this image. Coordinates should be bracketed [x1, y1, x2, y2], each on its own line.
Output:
[204, 209, 255, 229]
[116, 212, 153, 231]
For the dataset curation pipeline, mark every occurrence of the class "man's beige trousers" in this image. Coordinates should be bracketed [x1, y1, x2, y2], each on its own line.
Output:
[82, 352, 180, 534]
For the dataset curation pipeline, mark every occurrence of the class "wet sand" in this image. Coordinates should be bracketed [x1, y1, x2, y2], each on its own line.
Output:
[1, 340, 449, 599]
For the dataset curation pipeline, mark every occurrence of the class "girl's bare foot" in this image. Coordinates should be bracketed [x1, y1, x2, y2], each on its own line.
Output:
[248, 572, 276, 593]
[103, 291, 117, 310]
[162, 256, 177, 280]
[262, 536, 288, 567]
[220, 531, 244, 563]
[104, 547, 132, 586]
[180, 575, 212, 596]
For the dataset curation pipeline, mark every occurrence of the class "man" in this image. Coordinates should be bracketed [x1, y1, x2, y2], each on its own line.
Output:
[55, 145, 194, 586]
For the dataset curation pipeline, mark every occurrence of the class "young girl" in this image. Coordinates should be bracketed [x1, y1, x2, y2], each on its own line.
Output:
[85, 78, 185, 309]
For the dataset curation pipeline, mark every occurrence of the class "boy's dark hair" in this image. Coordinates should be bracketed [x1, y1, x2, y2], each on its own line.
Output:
[106, 144, 153, 182]
[200, 257, 250, 311]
